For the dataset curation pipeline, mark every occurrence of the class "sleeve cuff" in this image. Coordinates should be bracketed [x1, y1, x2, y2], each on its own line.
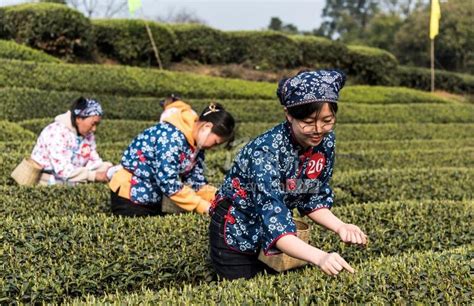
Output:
[305, 205, 331, 215]
[169, 185, 209, 214]
[196, 184, 218, 202]
[87, 170, 96, 182]
[263, 232, 297, 255]
[195, 199, 210, 215]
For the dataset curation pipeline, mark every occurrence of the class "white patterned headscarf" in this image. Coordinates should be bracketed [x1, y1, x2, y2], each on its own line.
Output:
[73, 98, 104, 117]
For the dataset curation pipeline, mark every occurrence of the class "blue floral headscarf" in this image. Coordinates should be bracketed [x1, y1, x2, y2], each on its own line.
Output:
[277, 70, 346, 108]
[73, 98, 103, 117]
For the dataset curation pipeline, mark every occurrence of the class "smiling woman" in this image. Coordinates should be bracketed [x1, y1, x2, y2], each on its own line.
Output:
[27, 97, 113, 185]
[285, 101, 338, 148]
[209, 69, 367, 280]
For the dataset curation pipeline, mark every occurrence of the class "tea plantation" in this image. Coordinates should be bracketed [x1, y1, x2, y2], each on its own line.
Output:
[0, 57, 472, 303]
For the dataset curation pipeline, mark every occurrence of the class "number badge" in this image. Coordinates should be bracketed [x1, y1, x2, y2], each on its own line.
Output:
[306, 152, 326, 179]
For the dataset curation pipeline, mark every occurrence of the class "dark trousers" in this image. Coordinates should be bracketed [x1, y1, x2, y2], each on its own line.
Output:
[209, 199, 275, 280]
[110, 190, 164, 217]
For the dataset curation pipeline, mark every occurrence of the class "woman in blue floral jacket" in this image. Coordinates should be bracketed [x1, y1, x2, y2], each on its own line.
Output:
[209, 70, 368, 280]
[109, 101, 235, 217]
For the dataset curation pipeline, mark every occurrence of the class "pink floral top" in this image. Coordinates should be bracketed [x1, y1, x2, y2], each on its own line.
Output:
[31, 112, 103, 182]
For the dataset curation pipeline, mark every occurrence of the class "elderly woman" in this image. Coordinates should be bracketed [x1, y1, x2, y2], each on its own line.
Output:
[30, 97, 112, 185]
[209, 70, 368, 280]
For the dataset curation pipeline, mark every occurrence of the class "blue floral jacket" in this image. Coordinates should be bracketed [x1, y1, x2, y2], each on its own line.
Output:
[121, 122, 207, 205]
[213, 122, 335, 254]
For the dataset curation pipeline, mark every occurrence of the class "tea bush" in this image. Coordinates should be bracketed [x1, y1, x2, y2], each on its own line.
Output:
[0, 60, 450, 101]
[2, 137, 473, 158]
[92, 19, 176, 67]
[73, 246, 472, 304]
[0, 3, 93, 59]
[0, 200, 471, 303]
[397, 65, 474, 95]
[0, 88, 468, 123]
[168, 24, 231, 64]
[0, 120, 35, 141]
[226, 31, 301, 69]
[17, 119, 474, 143]
[1, 161, 472, 204]
[292, 35, 348, 69]
[0, 59, 275, 99]
[345, 45, 398, 86]
[0, 40, 61, 63]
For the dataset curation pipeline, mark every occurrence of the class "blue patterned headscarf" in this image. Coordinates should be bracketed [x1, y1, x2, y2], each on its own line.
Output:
[73, 98, 103, 117]
[277, 70, 346, 108]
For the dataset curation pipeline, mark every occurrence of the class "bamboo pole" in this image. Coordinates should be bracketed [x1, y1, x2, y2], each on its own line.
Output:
[137, 4, 163, 70]
[144, 20, 163, 70]
[430, 39, 435, 92]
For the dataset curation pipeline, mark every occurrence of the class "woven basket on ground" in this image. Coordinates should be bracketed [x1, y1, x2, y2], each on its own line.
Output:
[161, 196, 187, 214]
[11, 158, 42, 186]
[258, 219, 311, 272]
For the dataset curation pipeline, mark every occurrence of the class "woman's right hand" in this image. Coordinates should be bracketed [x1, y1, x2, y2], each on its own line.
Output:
[314, 252, 354, 276]
[276, 235, 355, 276]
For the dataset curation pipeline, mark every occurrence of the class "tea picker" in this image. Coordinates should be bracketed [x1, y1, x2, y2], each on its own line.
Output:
[12, 97, 113, 186]
[209, 70, 368, 280]
[108, 99, 236, 217]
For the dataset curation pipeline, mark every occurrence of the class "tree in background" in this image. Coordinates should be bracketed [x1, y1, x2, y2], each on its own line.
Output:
[268, 17, 299, 34]
[316, 0, 471, 73]
[394, 0, 473, 73]
[362, 0, 425, 50]
[316, 0, 380, 41]
[268, 17, 283, 31]
[380, 0, 426, 17]
[364, 14, 403, 51]
[39, 0, 67, 3]
[67, 0, 127, 18]
[282, 23, 299, 34]
[155, 7, 207, 25]
[315, 0, 426, 43]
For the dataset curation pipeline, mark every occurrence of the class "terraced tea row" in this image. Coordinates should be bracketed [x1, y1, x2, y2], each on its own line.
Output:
[0, 60, 448, 102]
[3, 138, 473, 156]
[70, 246, 472, 305]
[6, 120, 474, 144]
[1, 168, 472, 216]
[1, 200, 471, 303]
[0, 87, 462, 122]
[2, 147, 473, 187]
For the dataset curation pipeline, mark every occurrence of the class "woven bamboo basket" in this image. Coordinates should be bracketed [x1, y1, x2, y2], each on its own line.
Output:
[258, 219, 311, 272]
[11, 158, 42, 186]
[161, 196, 187, 214]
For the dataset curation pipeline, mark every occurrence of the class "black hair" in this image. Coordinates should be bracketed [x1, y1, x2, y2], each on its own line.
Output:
[287, 102, 338, 120]
[70, 96, 88, 129]
[199, 103, 236, 148]
[276, 77, 289, 106]
[160, 93, 181, 108]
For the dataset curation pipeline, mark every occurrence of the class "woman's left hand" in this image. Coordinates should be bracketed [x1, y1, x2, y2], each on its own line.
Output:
[336, 223, 368, 246]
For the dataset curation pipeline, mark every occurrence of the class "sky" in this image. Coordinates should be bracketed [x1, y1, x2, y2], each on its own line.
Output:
[0, 0, 326, 32]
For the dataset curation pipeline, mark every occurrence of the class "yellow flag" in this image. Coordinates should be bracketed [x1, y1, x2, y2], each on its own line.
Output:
[128, 0, 142, 16]
[430, 0, 441, 40]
